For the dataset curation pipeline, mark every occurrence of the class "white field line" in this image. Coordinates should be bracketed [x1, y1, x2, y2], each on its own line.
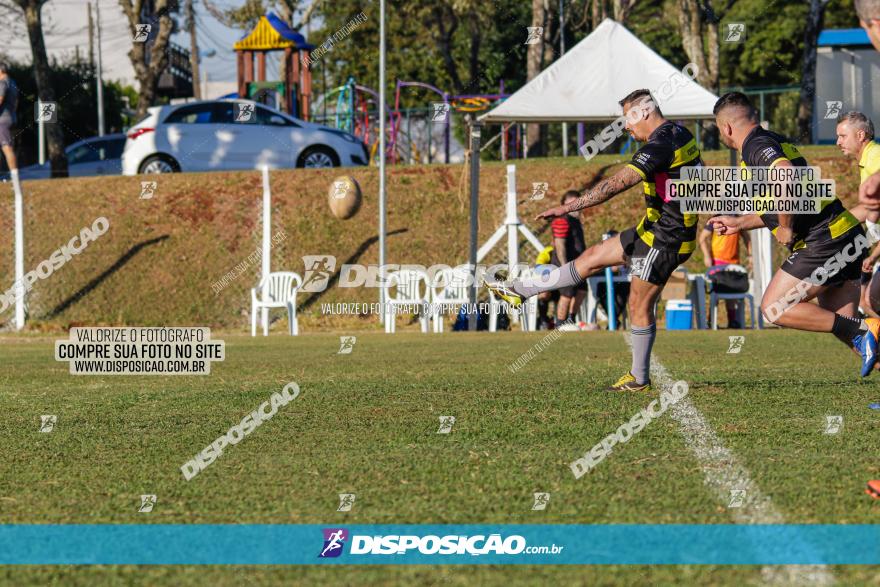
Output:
[624, 334, 834, 585]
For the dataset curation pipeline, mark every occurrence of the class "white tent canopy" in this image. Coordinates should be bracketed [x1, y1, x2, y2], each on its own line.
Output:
[481, 19, 719, 123]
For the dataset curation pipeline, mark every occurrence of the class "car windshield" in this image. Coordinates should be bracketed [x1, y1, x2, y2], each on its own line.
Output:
[255, 105, 298, 127]
[66, 143, 100, 165]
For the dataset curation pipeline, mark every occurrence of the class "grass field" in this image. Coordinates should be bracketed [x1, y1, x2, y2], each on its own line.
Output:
[1, 328, 879, 585]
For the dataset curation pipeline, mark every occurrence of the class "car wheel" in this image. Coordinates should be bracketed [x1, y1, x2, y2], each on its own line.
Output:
[298, 146, 339, 168]
[139, 155, 180, 174]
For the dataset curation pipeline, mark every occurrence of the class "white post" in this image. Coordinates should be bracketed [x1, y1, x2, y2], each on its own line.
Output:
[378, 0, 387, 321]
[751, 228, 773, 324]
[12, 174, 25, 330]
[95, 0, 105, 137]
[477, 162, 545, 264]
[261, 166, 271, 334]
[37, 103, 45, 165]
[505, 164, 518, 271]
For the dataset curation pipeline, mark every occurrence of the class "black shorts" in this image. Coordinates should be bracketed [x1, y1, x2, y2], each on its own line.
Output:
[781, 227, 867, 287]
[619, 227, 691, 286]
[861, 270, 873, 286]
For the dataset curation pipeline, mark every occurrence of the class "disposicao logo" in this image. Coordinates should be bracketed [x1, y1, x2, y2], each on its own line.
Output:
[319, 528, 348, 558]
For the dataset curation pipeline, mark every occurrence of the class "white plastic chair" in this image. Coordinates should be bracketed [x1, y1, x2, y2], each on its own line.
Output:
[430, 265, 472, 333]
[251, 272, 302, 336]
[383, 268, 431, 333]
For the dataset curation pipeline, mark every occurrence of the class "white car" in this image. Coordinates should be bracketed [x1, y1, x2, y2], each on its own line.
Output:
[121, 100, 369, 175]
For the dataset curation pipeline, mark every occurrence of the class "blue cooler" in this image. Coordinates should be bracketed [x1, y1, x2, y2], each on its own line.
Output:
[665, 299, 693, 330]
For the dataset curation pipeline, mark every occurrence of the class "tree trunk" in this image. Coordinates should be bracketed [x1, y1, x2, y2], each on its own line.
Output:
[612, 0, 638, 23]
[705, 21, 719, 91]
[423, 4, 463, 94]
[676, 0, 722, 148]
[526, 0, 549, 157]
[797, 0, 829, 144]
[120, 0, 175, 119]
[19, 0, 67, 176]
[468, 20, 481, 91]
[676, 0, 712, 87]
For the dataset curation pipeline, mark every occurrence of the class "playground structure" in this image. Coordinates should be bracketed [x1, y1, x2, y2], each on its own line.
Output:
[393, 80, 449, 164]
[234, 12, 314, 120]
[310, 78, 513, 165]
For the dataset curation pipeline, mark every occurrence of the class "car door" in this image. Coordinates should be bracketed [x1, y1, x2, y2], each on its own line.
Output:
[160, 104, 217, 171]
[250, 105, 303, 169]
[77, 137, 125, 176]
[96, 137, 126, 175]
[204, 102, 245, 170]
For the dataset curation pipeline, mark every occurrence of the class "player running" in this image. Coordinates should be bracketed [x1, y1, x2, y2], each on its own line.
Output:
[487, 89, 702, 391]
[709, 92, 880, 376]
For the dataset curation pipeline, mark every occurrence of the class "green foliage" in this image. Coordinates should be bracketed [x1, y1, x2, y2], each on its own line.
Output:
[222, 0, 273, 30]
[303, 0, 862, 154]
[2, 55, 130, 169]
[310, 0, 529, 105]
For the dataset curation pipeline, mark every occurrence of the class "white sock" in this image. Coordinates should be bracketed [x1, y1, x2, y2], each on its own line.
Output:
[866, 219, 880, 245]
[9, 168, 18, 181]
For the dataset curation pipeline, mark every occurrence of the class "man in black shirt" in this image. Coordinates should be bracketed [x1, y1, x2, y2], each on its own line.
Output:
[487, 89, 700, 391]
[709, 92, 880, 377]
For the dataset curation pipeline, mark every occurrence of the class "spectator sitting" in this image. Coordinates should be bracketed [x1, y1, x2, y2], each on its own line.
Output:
[699, 217, 751, 328]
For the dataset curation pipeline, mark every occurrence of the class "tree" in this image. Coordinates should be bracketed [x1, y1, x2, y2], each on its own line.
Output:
[675, 0, 729, 93]
[796, 0, 832, 143]
[1, 57, 129, 169]
[526, 0, 554, 156]
[9, 0, 67, 176]
[119, 0, 175, 119]
[611, 0, 639, 22]
[675, 0, 736, 148]
[184, 0, 200, 99]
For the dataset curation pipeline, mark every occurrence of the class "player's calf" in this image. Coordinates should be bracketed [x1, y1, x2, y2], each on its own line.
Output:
[760, 280, 813, 326]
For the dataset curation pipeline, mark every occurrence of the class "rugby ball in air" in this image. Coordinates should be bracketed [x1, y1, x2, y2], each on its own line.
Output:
[328, 176, 362, 220]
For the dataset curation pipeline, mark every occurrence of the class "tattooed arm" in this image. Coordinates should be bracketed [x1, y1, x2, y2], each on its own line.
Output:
[535, 166, 643, 220]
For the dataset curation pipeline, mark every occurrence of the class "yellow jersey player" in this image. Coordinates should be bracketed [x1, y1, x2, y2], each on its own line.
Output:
[835, 111, 880, 317]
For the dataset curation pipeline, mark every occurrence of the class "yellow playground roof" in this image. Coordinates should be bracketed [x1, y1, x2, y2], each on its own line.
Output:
[233, 13, 313, 52]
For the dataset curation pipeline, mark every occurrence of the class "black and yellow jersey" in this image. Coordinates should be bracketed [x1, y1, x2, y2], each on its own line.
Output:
[859, 140, 880, 184]
[740, 126, 859, 248]
[625, 121, 701, 253]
